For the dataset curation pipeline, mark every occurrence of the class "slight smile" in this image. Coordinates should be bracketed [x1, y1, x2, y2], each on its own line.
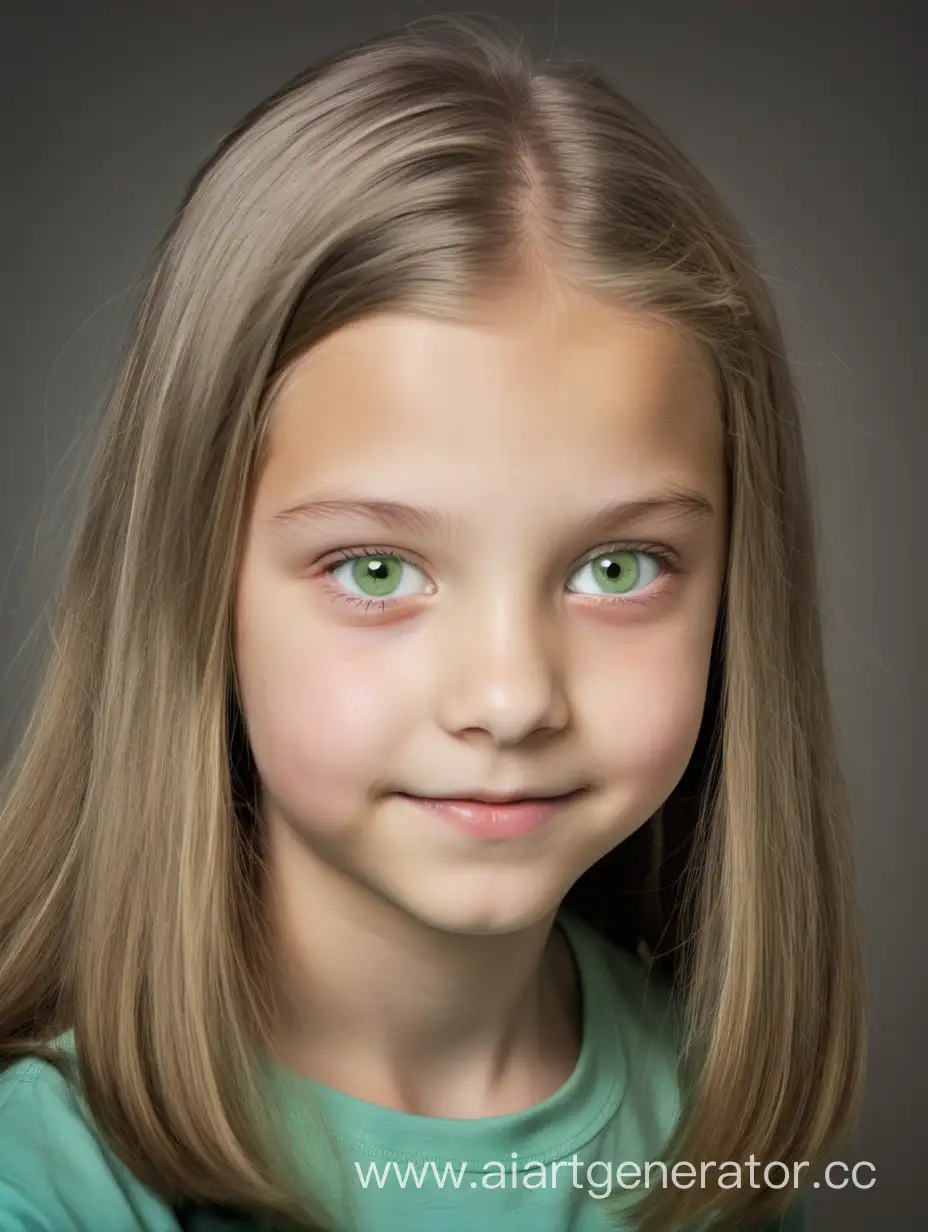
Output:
[395, 789, 587, 840]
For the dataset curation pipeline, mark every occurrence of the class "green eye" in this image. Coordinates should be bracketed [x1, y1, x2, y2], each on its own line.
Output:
[567, 551, 658, 597]
[327, 548, 665, 605]
[331, 554, 426, 599]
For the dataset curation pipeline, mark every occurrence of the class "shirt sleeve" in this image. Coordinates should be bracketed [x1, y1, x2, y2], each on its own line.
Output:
[0, 1061, 180, 1232]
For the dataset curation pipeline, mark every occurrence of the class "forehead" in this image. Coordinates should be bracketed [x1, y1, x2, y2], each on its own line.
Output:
[260, 292, 723, 503]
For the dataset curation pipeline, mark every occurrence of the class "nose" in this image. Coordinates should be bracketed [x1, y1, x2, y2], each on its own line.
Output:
[434, 595, 571, 747]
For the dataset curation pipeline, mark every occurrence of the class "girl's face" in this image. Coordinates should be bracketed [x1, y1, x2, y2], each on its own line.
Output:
[234, 287, 728, 935]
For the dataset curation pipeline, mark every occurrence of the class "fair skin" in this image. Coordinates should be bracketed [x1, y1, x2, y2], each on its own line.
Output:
[233, 282, 727, 1119]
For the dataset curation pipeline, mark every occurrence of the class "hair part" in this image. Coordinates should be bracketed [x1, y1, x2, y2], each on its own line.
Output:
[0, 14, 865, 1230]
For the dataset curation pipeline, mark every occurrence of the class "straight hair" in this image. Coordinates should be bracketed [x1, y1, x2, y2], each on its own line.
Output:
[0, 15, 866, 1230]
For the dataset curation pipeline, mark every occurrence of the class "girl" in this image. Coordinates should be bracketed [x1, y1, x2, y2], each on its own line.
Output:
[0, 15, 865, 1232]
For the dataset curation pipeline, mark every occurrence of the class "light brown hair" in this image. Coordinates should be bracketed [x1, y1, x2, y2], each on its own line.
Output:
[0, 15, 866, 1230]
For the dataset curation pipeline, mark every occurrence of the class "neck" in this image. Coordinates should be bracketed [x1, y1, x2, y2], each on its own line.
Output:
[262, 819, 580, 1118]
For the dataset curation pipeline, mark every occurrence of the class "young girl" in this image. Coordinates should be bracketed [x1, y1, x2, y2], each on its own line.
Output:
[0, 15, 865, 1232]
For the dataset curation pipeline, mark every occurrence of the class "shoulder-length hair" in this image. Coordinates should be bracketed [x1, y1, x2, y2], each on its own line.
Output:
[0, 15, 865, 1231]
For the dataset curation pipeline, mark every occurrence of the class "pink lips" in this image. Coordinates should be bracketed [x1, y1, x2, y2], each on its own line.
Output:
[401, 791, 582, 839]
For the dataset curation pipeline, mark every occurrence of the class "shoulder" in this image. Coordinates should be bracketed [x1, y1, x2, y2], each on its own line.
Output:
[0, 1036, 179, 1231]
[559, 917, 813, 1232]
[558, 909, 684, 1148]
[760, 1198, 810, 1230]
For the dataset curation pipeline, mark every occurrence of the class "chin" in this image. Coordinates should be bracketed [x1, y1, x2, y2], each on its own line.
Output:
[387, 872, 564, 938]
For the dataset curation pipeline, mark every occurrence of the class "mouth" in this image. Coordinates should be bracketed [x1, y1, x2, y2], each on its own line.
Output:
[397, 786, 588, 805]
[395, 788, 587, 840]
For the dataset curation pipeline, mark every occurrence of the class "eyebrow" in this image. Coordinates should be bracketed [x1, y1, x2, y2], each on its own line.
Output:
[269, 486, 715, 539]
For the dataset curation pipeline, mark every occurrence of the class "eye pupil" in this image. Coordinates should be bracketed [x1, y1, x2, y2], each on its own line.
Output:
[349, 555, 404, 597]
[591, 551, 639, 595]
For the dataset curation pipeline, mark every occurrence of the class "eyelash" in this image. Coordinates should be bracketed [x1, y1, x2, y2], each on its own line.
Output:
[316, 542, 683, 615]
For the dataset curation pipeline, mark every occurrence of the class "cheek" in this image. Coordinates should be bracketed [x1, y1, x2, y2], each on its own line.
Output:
[233, 597, 413, 818]
[581, 626, 712, 796]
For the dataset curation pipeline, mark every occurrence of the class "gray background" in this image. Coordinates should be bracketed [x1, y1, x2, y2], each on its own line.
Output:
[2, 1, 923, 1228]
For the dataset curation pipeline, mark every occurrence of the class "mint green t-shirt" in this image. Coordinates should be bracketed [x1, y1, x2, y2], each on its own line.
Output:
[0, 911, 806, 1231]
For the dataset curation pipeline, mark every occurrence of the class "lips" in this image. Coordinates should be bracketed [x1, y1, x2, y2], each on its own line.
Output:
[397, 789, 585, 840]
